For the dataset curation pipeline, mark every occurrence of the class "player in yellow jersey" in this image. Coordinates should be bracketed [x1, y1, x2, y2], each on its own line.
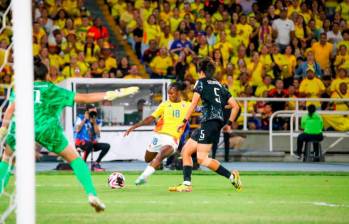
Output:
[124, 83, 190, 185]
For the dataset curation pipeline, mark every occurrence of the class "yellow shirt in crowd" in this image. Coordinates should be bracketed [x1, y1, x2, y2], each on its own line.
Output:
[299, 77, 326, 107]
[312, 42, 333, 69]
[150, 56, 173, 75]
[330, 77, 349, 93]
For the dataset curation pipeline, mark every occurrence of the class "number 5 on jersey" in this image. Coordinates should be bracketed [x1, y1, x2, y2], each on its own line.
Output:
[214, 88, 221, 103]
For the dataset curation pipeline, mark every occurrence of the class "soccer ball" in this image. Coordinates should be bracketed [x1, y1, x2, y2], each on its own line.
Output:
[108, 172, 126, 189]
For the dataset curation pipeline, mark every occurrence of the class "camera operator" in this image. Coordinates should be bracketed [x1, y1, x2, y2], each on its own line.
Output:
[74, 104, 110, 171]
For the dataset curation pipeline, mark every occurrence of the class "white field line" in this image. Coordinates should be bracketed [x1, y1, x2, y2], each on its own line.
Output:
[34, 199, 349, 208]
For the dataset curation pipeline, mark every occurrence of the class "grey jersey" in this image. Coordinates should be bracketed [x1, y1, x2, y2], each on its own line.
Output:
[193, 78, 232, 123]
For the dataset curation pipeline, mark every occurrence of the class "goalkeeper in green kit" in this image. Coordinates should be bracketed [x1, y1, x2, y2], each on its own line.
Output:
[0, 59, 139, 212]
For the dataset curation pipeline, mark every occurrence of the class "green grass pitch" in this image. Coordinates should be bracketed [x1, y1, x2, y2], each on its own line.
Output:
[1, 171, 349, 224]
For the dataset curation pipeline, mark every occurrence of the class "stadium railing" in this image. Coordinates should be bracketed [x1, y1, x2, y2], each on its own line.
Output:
[269, 110, 349, 155]
[235, 97, 349, 131]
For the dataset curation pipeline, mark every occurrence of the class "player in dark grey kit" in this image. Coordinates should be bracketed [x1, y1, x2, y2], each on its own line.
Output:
[169, 58, 242, 192]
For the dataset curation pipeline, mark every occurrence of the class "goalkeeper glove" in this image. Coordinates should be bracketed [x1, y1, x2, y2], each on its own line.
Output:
[0, 127, 7, 142]
[104, 86, 139, 101]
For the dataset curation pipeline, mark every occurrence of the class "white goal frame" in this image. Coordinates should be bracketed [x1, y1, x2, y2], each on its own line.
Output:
[12, 0, 35, 223]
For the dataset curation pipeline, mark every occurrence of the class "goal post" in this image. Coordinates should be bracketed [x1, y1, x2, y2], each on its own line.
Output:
[12, 0, 35, 223]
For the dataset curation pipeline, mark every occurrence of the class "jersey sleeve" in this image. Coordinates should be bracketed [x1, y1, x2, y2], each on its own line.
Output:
[221, 86, 232, 105]
[151, 102, 165, 119]
[193, 79, 204, 96]
[51, 84, 76, 107]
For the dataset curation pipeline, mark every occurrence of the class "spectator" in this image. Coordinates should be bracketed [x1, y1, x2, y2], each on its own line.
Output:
[330, 68, 349, 94]
[194, 33, 210, 58]
[132, 18, 144, 59]
[213, 31, 233, 65]
[159, 25, 172, 49]
[311, 32, 333, 70]
[261, 103, 273, 130]
[100, 42, 117, 71]
[331, 82, 349, 111]
[287, 85, 298, 110]
[327, 22, 343, 53]
[255, 75, 275, 97]
[283, 45, 297, 83]
[272, 7, 295, 52]
[170, 31, 193, 52]
[124, 65, 143, 79]
[259, 16, 272, 45]
[268, 79, 288, 129]
[174, 51, 188, 82]
[74, 104, 110, 171]
[205, 25, 216, 46]
[87, 18, 109, 41]
[149, 47, 173, 79]
[237, 14, 253, 47]
[248, 51, 264, 89]
[84, 33, 99, 63]
[295, 50, 322, 79]
[296, 105, 324, 160]
[334, 44, 349, 71]
[299, 67, 325, 108]
[61, 56, 83, 78]
[116, 56, 131, 78]
[48, 66, 64, 84]
[142, 39, 158, 66]
[143, 14, 161, 51]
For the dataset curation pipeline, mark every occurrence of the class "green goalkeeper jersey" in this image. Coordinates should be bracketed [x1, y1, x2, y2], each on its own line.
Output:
[10, 81, 76, 125]
[6, 81, 76, 153]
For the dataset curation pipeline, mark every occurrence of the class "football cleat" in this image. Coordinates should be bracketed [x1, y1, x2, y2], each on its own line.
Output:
[168, 184, 192, 192]
[88, 195, 106, 213]
[231, 170, 242, 191]
[135, 177, 146, 186]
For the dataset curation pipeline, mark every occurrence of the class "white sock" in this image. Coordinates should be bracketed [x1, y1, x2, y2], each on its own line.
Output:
[229, 174, 235, 182]
[139, 165, 155, 180]
[183, 181, 191, 186]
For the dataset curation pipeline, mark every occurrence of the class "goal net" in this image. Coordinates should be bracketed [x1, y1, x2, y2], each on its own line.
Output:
[0, 1, 15, 223]
[1, 0, 35, 223]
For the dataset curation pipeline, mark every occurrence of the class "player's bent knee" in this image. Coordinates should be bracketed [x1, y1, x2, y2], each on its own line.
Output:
[197, 156, 212, 167]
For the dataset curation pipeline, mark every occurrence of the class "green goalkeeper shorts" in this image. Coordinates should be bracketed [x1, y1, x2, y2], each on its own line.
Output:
[6, 121, 69, 154]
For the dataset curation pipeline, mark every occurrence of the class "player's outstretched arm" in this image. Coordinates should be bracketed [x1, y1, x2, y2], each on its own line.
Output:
[75, 92, 108, 103]
[0, 103, 15, 141]
[75, 86, 139, 103]
[178, 92, 200, 132]
[124, 116, 155, 137]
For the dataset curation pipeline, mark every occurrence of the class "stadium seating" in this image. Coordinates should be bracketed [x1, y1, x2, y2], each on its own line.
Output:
[104, 0, 349, 131]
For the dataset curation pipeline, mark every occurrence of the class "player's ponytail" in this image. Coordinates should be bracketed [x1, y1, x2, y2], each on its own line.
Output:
[34, 57, 48, 81]
[196, 57, 215, 79]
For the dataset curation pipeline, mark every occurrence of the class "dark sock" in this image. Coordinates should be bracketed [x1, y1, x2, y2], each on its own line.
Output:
[215, 165, 231, 179]
[183, 166, 192, 182]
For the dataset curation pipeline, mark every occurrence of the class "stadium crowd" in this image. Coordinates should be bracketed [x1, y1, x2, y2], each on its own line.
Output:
[0, 0, 348, 131]
[107, 0, 349, 131]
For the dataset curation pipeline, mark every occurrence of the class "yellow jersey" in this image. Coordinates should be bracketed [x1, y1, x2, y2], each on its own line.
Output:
[151, 100, 191, 140]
